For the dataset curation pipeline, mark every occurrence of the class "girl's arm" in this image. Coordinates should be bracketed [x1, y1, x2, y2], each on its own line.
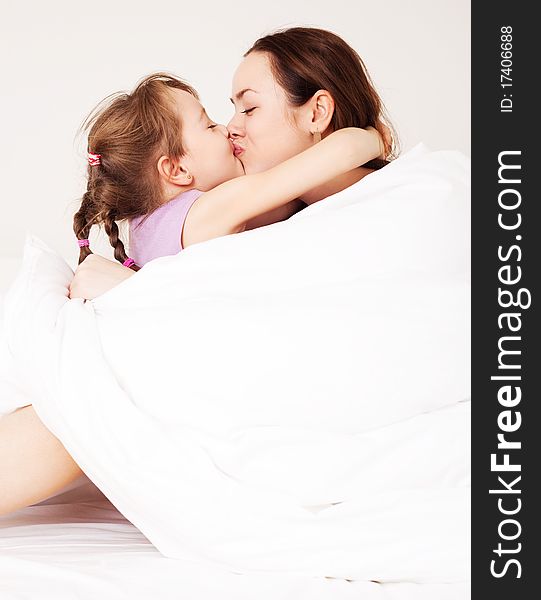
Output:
[182, 127, 383, 247]
[68, 128, 382, 301]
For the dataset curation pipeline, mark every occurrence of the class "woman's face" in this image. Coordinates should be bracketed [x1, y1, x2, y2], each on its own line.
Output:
[227, 52, 312, 175]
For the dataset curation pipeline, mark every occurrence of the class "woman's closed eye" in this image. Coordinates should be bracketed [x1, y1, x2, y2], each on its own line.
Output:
[241, 107, 256, 115]
[207, 123, 218, 129]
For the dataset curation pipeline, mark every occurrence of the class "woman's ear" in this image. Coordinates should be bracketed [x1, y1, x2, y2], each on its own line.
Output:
[308, 90, 335, 137]
[157, 155, 193, 187]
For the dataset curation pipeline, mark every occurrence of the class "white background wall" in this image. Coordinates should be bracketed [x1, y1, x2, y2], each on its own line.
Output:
[0, 0, 470, 264]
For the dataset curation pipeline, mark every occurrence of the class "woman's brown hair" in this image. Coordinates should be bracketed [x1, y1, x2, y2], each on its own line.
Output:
[73, 73, 198, 271]
[245, 27, 398, 170]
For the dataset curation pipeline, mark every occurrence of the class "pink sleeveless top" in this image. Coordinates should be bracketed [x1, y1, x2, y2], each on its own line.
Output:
[129, 189, 203, 267]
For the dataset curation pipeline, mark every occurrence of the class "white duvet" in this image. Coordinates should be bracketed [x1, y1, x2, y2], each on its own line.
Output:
[0, 144, 470, 585]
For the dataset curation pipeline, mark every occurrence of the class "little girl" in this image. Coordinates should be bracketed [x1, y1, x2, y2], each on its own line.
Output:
[74, 72, 385, 272]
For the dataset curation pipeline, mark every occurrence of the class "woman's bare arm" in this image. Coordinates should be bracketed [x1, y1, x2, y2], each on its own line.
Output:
[0, 405, 83, 516]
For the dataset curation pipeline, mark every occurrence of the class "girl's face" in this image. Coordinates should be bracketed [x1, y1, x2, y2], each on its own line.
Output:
[172, 89, 245, 191]
[227, 52, 313, 175]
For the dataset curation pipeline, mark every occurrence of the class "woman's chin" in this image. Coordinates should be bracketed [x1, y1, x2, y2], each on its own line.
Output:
[241, 159, 267, 176]
[234, 158, 246, 176]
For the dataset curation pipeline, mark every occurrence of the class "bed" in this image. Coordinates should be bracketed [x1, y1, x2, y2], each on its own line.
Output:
[0, 278, 469, 599]
[0, 275, 469, 599]
[0, 146, 471, 598]
[0, 476, 468, 600]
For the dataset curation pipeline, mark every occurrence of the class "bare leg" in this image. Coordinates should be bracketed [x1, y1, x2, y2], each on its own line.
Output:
[0, 405, 83, 516]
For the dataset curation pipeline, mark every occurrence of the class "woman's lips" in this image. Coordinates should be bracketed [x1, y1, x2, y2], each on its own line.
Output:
[232, 142, 244, 157]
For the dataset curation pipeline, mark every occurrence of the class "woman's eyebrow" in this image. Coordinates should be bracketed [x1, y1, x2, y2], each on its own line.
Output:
[230, 88, 257, 103]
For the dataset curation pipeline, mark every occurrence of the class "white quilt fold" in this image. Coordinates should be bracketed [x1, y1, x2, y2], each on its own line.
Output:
[1, 144, 470, 583]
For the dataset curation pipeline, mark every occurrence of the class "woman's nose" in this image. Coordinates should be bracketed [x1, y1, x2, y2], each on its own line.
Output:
[227, 113, 243, 138]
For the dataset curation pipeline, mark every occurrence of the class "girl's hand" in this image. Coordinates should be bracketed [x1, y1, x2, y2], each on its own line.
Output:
[365, 126, 387, 161]
[69, 254, 135, 300]
[375, 121, 393, 159]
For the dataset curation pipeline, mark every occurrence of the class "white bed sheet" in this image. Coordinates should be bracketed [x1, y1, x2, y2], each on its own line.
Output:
[0, 479, 468, 600]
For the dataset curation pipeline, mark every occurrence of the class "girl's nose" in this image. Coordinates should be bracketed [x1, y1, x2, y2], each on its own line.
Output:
[216, 123, 229, 136]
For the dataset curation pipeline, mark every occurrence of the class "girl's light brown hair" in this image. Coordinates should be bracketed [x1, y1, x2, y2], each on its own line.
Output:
[73, 73, 198, 271]
[245, 27, 398, 170]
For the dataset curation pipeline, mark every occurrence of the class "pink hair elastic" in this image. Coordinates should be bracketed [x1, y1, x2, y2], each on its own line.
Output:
[88, 151, 101, 167]
[77, 239, 90, 247]
[123, 258, 135, 268]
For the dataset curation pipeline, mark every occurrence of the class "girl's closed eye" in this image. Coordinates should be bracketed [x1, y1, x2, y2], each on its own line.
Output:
[241, 107, 256, 115]
[208, 123, 218, 129]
